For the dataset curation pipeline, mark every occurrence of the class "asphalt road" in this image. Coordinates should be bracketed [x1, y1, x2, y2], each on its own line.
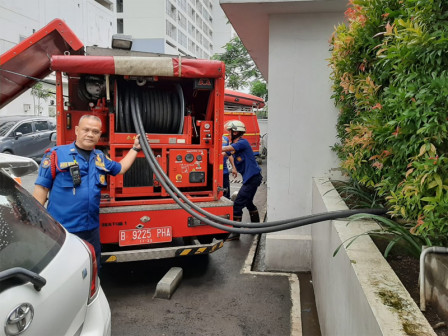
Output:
[20, 160, 299, 336]
[99, 160, 295, 336]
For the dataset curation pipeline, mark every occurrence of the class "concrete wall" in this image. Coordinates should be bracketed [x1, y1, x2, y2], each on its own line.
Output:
[311, 177, 436, 336]
[264, 12, 343, 271]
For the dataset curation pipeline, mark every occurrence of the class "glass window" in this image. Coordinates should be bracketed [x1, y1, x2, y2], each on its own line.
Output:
[117, 0, 123, 12]
[117, 19, 124, 34]
[177, 0, 187, 12]
[178, 12, 187, 29]
[15, 122, 32, 135]
[166, 20, 177, 40]
[0, 121, 16, 136]
[188, 3, 194, 19]
[178, 31, 187, 48]
[188, 21, 195, 37]
[48, 119, 56, 130]
[0, 173, 65, 289]
[34, 121, 49, 132]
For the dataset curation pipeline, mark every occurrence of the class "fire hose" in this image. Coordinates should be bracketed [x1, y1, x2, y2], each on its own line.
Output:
[125, 87, 387, 234]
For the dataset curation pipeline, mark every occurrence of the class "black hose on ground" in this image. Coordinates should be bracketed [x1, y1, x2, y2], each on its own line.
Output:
[129, 90, 388, 234]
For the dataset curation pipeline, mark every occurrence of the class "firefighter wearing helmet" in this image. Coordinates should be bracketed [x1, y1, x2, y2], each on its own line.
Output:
[222, 120, 263, 241]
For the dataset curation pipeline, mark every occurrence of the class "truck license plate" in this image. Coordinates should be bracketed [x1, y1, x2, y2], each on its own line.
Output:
[119, 227, 172, 247]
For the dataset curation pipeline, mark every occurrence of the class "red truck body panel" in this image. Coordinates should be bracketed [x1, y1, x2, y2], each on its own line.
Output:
[0, 19, 84, 109]
[223, 89, 264, 155]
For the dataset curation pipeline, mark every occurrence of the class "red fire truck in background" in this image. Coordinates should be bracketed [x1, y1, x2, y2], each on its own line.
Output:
[223, 89, 265, 160]
[0, 19, 234, 263]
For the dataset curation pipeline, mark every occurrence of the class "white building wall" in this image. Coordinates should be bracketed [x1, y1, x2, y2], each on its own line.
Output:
[0, 0, 116, 117]
[119, 0, 227, 59]
[264, 12, 343, 271]
[122, 0, 165, 38]
[211, 0, 233, 55]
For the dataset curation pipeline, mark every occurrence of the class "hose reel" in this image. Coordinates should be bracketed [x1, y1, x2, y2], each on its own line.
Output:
[115, 79, 184, 134]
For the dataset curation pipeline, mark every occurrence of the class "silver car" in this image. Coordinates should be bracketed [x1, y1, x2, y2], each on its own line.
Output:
[0, 153, 111, 336]
[0, 116, 56, 161]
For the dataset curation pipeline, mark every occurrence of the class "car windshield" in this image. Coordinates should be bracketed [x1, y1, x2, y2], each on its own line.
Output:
[0, 121, 17, 136]
[0, 172, 65, 275]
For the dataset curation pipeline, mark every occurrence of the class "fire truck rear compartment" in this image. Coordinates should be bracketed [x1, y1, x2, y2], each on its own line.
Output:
[0, 21, 232, 262]
[54, 65, 231, 251]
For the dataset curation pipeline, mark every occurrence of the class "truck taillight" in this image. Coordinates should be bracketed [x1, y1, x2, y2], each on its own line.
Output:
[82, 240, 99, 303]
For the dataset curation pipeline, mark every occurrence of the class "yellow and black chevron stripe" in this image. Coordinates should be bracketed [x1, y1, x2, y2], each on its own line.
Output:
[176, 241, 224, 257]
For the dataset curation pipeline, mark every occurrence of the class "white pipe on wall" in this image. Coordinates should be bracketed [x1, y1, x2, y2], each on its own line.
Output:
[419, 246, 448, 311]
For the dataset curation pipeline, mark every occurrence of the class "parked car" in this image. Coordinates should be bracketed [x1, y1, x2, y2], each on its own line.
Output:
[0, 153, 111, 336]
[0, 115, 56, 161]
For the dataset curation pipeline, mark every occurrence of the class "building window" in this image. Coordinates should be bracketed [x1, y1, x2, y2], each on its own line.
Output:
[117, 19, 123, 33]
[188, 3, 194, 19]
[178, 31, 187, 48]
[178, 12, 187, 30]
[166, 0, 177, 20]
[177, 0, 187, 12]
[197, 2, 203, 17]
[188, 21, 195, 38]
[117, 0, 123, 12]
[166, 20, 177, 40]
[188, 39, 195, 52]
[94, 0, 113, 11]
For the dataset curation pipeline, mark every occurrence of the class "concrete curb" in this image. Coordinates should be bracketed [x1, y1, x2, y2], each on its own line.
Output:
[154, 267, 183, 299]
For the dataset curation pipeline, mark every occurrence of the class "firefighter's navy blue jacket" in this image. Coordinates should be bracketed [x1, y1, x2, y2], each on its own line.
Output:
[35, 142, 121, 232]
[231, 138, 261, 184]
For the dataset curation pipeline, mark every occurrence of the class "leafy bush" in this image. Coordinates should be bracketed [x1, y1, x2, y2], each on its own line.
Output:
[332, 178, 385, 209]
[329, 0, 448, 246]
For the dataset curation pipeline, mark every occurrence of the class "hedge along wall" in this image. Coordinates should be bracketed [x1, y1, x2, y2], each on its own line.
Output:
[329, 0, 448, 246]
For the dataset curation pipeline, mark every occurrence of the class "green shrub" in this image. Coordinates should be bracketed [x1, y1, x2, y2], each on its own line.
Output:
[329, 0, 448, 246]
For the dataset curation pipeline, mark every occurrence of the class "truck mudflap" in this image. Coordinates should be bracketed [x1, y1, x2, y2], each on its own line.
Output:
[101, 239, 224, 263]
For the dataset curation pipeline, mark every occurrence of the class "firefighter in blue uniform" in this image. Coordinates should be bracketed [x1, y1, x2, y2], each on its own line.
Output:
[222, 120, 262, 240]
[33, 115, 142, 267]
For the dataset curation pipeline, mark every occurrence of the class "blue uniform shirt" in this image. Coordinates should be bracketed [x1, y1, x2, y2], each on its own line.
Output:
[35, 142, 121, 233]
[231, 137, 261, 184]
[223, 135, 230, 175]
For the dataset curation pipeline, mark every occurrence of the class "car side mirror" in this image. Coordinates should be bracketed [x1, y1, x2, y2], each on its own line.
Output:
[50, 132, 57, 142]
[14, 132, 23, 139]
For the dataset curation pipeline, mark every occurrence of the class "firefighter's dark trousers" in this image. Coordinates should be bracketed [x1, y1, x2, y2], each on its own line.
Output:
[223, 172, 230, 199]
[233, 173, 262, 217]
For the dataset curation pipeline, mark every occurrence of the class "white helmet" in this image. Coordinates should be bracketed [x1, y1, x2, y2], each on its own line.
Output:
[225, 120, 246, 132]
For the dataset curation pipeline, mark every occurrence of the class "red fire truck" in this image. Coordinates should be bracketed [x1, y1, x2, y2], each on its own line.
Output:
[223, 89, 265, 158]
[0, 19, 233, 263]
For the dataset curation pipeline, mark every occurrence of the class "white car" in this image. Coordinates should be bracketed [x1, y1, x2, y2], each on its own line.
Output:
[0, 153, 111, 336]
